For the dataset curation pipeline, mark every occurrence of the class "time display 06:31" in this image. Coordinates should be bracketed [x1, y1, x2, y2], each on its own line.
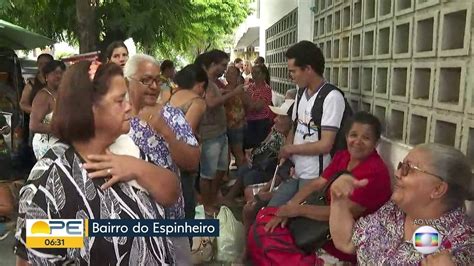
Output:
[44, 238, 65, 246]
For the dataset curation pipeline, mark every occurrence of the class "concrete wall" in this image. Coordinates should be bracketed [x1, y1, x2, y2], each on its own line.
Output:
[313, 0, 474, 168]
[259, 0, 298, 57]
[261, 0, 474, 214]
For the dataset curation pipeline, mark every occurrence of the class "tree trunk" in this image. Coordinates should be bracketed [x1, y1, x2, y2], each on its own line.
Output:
[76, 0, 98, 53]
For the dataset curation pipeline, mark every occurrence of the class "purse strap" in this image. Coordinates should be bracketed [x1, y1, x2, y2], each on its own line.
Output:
[303, 170, 352, 205]
[322, 170, 352, 193]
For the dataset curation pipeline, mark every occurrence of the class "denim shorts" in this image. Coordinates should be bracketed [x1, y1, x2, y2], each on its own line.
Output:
[227, 127, 244, 146]
[200, 133, 229, 180]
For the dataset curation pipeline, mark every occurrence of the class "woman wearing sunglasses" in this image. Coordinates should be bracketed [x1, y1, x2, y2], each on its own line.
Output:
[329, 143, 474, 265]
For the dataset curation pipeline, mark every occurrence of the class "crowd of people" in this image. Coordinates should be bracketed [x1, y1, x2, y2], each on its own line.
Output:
[0, 39, 471, 265]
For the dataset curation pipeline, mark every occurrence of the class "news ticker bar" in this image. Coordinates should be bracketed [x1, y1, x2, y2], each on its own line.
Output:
[87, 219, 220, 237]
[26, 219, 219, 248]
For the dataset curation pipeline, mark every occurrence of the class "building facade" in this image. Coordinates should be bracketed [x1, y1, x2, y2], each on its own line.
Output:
[259, 0, 474, 212]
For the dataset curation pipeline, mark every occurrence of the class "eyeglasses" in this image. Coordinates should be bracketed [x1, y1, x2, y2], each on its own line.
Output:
[397, 161, 444, 180]
[128, 76, 160, 87]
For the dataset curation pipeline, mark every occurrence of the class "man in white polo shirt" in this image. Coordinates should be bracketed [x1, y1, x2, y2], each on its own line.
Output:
[265, 40, 346, 230]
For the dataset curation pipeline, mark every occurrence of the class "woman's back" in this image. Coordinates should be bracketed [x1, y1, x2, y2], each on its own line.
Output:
[28, 76, 46, 104]
[169, 89, 201, 115]
[31, 88, 57, 159]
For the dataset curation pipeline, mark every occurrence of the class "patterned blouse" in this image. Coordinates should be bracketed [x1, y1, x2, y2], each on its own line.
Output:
[245, 82, 273, 121]
[129, 103, 198, 219]
[250, 127, 285, 162]
[352, 201, 474, 265]
[14, 142, 173, 265]
[224, 94, 245, 129]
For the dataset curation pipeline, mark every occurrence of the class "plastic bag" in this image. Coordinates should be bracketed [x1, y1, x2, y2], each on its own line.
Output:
[194, 204, 205, 219]
[216, 206, 244, 262]
[191, 205, 215, 264]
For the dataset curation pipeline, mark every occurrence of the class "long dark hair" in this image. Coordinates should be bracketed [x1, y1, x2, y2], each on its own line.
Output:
[105, 41, 128, 61]
[253, 64, 270, 84]
[29, 54, 54, 104]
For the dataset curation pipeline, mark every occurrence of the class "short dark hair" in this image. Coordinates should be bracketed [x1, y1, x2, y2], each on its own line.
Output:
[160, 60, 174, 73]
[254, 56, 265, 65]
[194, 50, 229, 70]
[194, 52, 211, 69]
[174, 64, 208, 90]
[52, 62, 123, 143]
[105, 41, 128, 60]
[206, 49, 229, 68]
[37, 53, 53, 62]
[285, 40, 325, 76]
[252, 63, 270, 84]
[234, 58, 243, 64]
[252, 64, 269, 81]
[42, 60, 66, 76]
[347, 111, 382, 140]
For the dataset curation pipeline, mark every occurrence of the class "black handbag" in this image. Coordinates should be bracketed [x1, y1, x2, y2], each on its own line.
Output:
[288, 170, 351, 254]
[252, 150, 278, 174]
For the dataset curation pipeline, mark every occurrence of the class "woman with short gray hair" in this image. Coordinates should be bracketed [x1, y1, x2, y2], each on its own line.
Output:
[124, 54, 199, 265]
[329, 143, 474, 265]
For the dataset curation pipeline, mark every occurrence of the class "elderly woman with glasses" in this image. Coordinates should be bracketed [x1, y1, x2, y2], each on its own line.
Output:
[123, 54, 200, 265]
[329, 143, 474, 265]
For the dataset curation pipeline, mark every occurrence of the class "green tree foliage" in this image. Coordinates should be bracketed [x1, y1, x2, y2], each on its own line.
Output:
[0, 0, 250, 59]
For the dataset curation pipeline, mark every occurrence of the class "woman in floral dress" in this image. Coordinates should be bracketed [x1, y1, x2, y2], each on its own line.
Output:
[124, 54, 200, 265]
[330, 143, 474, 265]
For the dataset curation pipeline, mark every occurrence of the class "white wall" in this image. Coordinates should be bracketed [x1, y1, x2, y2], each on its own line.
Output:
[296, 0, 314, 42]
[259, 0, 298, 57]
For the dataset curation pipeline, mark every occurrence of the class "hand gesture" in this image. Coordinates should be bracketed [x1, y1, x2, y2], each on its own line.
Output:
[82, 151, 141, 190]
[330, 174, 368, 201]
[139, 106, 170, 137]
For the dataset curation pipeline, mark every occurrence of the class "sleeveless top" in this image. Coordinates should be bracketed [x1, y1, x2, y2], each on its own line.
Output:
[32, 88, 58, 159]
[178, 97, 200, 114]
[28, 75, 46, 104]
[199, 81, 227, 140]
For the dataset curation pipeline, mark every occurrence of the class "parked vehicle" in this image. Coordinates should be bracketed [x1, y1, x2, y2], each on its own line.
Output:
[19, 58, 37, 82]
[0, 47, 32, 179]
